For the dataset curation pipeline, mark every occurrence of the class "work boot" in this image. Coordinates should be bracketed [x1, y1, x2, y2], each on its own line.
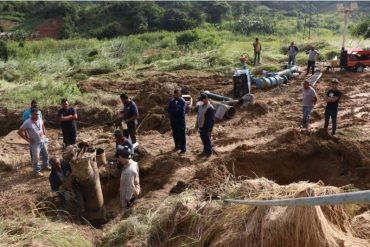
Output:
[35, 171, 44, 177]
[43, 165, 51, 171]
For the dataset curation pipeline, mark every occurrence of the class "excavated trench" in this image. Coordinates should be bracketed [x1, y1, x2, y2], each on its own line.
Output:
[225, 130, 370, 190]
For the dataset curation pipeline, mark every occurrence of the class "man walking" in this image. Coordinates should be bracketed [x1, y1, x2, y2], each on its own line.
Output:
[324, 79, 342, 135]
[18, 108, 50, 177]
[288, 42, 298, 65]
[119, 94, 139, 144]
[22, 100, 43, 121]
[253, 37, 262, 66]
[302, 81, 318, 128]
[167, 89, 186, 153]
[306, 46, 319, 75]
[116, 145, 140, 210]
[196, 93, 215, 157]
[58, 99, 78, 146]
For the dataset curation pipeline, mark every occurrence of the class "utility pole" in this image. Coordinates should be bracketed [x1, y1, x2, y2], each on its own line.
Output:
[317, 13, 319, 40]
[303, 15, 307, 40]
[308, 1, 312, 39]
[337, 2, 358, 48]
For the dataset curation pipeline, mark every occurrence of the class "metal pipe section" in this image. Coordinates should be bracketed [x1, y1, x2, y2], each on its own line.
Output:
[204, 90, 233, 102]
[251, 66, 298, 89]
[70, 149, 106, 223]
[224, 190, 370, 206]
[210, 100, 236, 119]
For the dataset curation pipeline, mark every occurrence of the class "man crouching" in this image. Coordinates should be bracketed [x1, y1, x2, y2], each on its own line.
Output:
[117, 145, 141, 210]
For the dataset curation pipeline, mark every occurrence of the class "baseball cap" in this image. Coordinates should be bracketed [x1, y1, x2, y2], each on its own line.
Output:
[198, 93, 208, 100]
[117, 145, 132, 159]
[330, 78, 339, 84]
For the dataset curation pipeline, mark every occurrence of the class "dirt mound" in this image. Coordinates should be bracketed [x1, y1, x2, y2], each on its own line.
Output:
[148, 179, 370, 247]
[246, 101, 269, 116]
[352, 211, 370, 239]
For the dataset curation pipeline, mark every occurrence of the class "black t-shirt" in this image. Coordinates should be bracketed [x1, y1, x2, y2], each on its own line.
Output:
[326, 90, 342, 110]
[58, 107, 77, 132]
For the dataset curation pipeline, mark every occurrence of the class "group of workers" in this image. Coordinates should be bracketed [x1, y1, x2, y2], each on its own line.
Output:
[302, 78, 342, 135]
[242, 38, 321, 76]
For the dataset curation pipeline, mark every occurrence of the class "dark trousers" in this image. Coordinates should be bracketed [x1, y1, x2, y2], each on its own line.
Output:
[254, 51, 261, 65]
[124, 121, 137, 144]
[324, 108, 338, 135]
[62, 129, 77, 146]
[200, 130, 212, 155]
[288, 55, 296, 65]
[307, 60, 315, 75]
[171, 122, 186, 151]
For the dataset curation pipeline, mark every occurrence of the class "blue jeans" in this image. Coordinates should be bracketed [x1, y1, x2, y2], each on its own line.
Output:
[302, 106, 313, 127]
[324, 108, 338, 135]
[199, 130, 212, 155]
[31, 141, 49, 173]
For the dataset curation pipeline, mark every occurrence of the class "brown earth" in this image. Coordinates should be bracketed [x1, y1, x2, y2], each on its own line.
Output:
[33, 18, 63, 39]
[1, 67, 370, 245]
[0, 19, 18, 30]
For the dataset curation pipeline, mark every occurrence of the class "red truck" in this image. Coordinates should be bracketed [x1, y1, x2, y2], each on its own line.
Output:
[345, 48, 370, 72]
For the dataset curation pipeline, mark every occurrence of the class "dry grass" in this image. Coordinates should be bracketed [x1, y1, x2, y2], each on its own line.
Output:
[102, 176, 370, 247]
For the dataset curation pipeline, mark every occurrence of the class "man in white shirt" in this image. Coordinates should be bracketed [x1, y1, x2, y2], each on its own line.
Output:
[306, 46, 319, 75]
[117, 145, 140, 210]
[18, 108, 50, 177]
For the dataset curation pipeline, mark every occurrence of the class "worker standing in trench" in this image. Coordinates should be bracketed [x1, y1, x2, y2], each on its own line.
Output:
[116, 145, 141, 210]
[167, 89, 187, 153]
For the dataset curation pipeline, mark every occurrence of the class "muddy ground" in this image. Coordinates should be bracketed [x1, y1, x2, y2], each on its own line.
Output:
[1, 66, 370, 244]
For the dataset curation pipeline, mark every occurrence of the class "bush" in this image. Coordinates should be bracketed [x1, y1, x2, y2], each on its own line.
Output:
[350, 19, 370, 38]
[176, 30, 201, 46]
[234, 15, 276, 35]
[162, 9, 197, 31]
[95, 22, 122, 40]
[0, 41, 9, 62]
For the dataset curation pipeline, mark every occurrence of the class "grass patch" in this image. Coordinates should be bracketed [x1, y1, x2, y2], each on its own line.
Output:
[0, 214, 93, 247]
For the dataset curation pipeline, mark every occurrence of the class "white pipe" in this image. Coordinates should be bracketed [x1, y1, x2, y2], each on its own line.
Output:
[224, 190, 370, 206]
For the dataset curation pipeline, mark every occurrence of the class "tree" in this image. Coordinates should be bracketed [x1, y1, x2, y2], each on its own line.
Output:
[202, 2, 231, 23]
[162, 9, 197, 31]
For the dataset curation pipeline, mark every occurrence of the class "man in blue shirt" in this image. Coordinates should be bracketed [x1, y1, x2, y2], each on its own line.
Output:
[58, 99, 78, 146]
[114, 129, 133, 157]
[22, 100, 43, 121]
[167, 89, 186, 153]
[119, 94, 139, 144]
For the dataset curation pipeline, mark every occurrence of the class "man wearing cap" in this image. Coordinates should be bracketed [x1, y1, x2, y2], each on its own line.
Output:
[58, 99, 78, 146]
[324, 79, 342, 135]
[114, 129, 133, 157]
[196, 93, 215, 157]
[18, 108, 50, 177]
[302, 81, 318, 128]
[119, 94, 139, 144]
[167, 89, 187, 153]
[116, 145, 140, 210]
[22, 100, 43, 121]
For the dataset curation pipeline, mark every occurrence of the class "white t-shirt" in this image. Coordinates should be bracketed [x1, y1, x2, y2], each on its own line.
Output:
[20, 118, 45, 144]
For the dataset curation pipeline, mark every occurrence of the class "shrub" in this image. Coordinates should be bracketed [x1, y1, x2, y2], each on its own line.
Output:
[176, 30, 201, 46]
[0, 41, 9, 62]
[95, 22, 122, 40]
[234, 15, 276, 35]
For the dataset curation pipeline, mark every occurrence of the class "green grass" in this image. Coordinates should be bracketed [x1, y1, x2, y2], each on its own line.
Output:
[0, 23, 364, 111]
[0, 214, 93, 247]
